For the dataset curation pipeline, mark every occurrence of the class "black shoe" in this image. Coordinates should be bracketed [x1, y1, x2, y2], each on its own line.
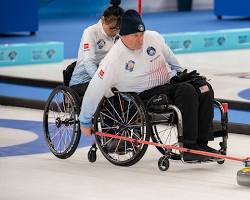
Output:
[182, 144, 210, 162]
[199, 145, 219, 154]
[198, 141, 219, 154]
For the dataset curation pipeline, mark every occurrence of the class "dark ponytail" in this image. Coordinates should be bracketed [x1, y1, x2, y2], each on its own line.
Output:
[102, 0, 124, 25]
[110, 0, 121, 7]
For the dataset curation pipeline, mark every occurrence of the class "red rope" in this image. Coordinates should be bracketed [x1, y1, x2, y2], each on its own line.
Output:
[96, 132, 249, 163]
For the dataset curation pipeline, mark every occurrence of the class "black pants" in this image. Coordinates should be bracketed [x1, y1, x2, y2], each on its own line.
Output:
[139, 79, 214, 144]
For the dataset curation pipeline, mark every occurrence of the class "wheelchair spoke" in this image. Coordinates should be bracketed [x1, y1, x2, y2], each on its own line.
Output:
[64, 124, 74, 140]
[101, 132, 120, 147]
[126, 127, 142, 140]
[125, 99, 132, 123]
[101, 106, 122, 128]
[55, 93, 64, 113]
[100, 111, 123, 126]
[117, 93, 126, 122]
[107, 98, 124, 123]
[126, 110, 139, 125]
[98, 115, 113, 133]
[48, 121, 73, 152]
[125, 130, 138, 153]
[50, 125, 64, 141]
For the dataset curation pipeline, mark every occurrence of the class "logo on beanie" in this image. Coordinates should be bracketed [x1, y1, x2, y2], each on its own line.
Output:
[97, 39, 106, 49]
[125, 60, 135, 72]
[147, 46, 156, 56]
[138, 24, 144, 32]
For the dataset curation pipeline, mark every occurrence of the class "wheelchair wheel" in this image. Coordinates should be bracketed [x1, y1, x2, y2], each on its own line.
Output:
[150, 106, 182, 159]
[43, 86, 81, 159]
[94, 92, 151, 166]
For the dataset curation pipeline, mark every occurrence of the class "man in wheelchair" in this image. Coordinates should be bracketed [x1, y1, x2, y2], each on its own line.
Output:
[79, 10, 217, 162]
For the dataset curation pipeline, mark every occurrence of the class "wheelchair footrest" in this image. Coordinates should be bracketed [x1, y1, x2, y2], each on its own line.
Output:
[182, 157, 224, 164]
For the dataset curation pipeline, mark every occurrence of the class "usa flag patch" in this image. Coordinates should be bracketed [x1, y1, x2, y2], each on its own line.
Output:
[83, 43, 89, 49]
[98, 69, 105, 79]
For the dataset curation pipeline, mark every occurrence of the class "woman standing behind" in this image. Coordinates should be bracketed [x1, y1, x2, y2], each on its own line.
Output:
[69, 0, 124, 97]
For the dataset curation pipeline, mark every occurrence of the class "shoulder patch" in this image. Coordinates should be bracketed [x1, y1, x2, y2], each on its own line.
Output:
[147, 46, 156, 56]
[97, 39, 106, 49]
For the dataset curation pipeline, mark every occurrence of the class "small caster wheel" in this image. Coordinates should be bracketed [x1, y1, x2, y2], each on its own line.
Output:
[88, 145, 97, 163]
[217, 149, 225, 164]
[217, 159, 225, 165]
[158, 156, 170, 171]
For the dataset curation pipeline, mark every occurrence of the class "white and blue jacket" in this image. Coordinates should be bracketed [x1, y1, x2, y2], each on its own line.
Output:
[69, 20, 119, 86]
[79, 31, 183, 127]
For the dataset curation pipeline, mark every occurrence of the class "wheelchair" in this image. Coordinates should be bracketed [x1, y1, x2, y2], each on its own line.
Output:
[43, 62, 228, 170]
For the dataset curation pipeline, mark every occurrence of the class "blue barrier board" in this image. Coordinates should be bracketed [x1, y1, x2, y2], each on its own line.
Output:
[163, 28, 250, 53]
[0, 41, 64, 66]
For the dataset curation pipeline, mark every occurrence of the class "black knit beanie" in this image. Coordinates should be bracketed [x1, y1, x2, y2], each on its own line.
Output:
[119, 9, 145, 36]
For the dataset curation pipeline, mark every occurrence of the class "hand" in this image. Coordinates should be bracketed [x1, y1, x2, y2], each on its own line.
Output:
[80, 125, 92, 136]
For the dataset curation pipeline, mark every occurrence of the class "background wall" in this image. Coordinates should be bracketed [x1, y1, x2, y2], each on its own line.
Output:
[38, 0, 214, 17]
[123, 0, 213, 12]
[193, 0, 213, 10]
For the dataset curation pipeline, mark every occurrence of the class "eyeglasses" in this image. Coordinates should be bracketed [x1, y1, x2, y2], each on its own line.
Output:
[108, 25, 120, 31]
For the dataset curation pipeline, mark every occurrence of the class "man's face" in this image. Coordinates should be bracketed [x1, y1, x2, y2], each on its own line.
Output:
[122, 32, 144, 50]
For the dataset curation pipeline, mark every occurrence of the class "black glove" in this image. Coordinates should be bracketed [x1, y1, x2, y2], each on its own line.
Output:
[170, 69, 200, 84]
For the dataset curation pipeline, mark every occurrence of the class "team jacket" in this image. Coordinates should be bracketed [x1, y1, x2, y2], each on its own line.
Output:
[69, 20, 119, 86]
[79, 31, 183, 127]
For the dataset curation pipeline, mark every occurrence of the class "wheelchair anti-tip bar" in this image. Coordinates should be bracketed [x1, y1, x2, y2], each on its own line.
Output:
[95, 131, 250, 167]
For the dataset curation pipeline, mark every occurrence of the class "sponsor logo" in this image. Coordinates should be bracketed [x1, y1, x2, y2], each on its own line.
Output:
[8, 51, 17, 60]
[183, 40, 192, 49]
[125, 60, 135, 72]
[97, 39, 106, 49]
[217, 37, 225, 46]
[238, 35, 250, 44]
[147, 46, 156, 56]
[46, 49, 55, 58]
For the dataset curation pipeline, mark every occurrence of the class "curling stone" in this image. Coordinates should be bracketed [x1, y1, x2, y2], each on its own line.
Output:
[237, 161, 250, 187]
